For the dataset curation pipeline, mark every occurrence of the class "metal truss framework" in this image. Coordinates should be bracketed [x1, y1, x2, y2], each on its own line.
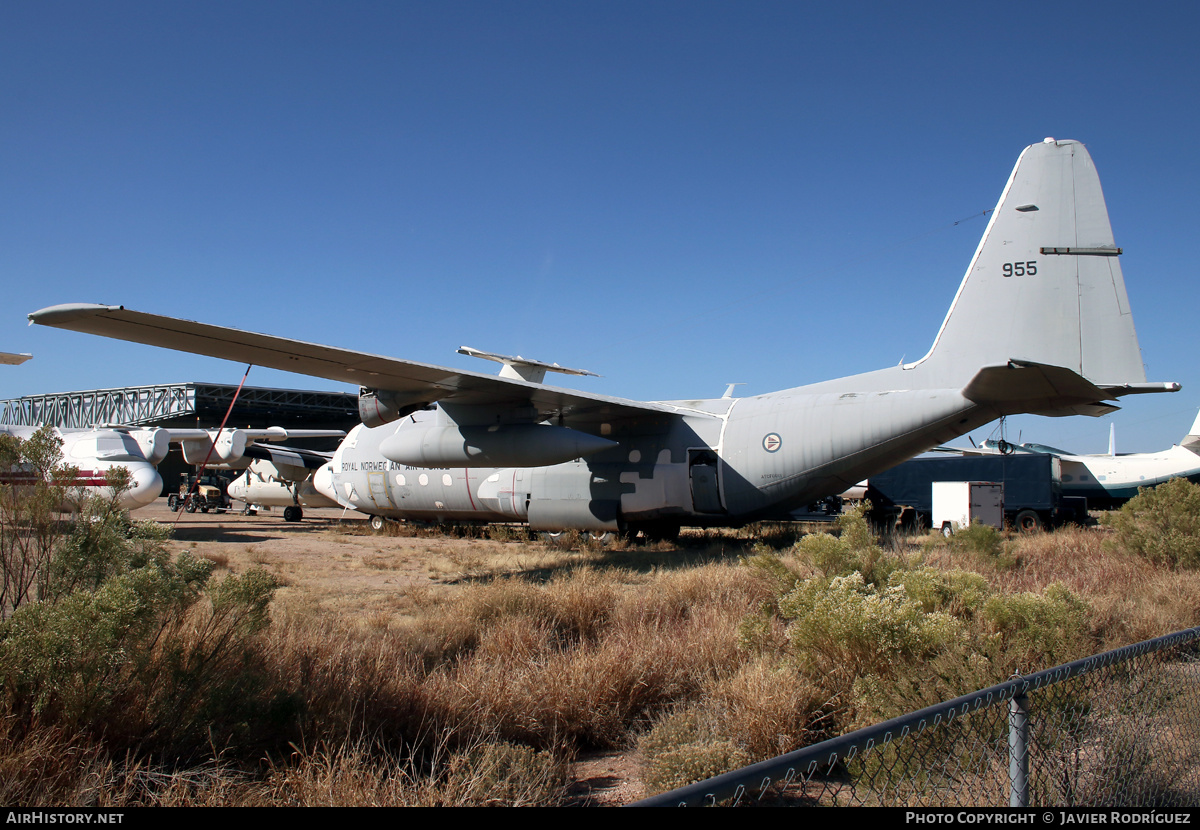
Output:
[0, 383, 358, 428]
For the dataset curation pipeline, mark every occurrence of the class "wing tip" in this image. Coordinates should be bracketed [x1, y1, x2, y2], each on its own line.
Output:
[28, 303, 125, 327]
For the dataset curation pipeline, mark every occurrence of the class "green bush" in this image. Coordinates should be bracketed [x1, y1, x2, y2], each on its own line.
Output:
[781, 572, 962, 682]
[888, 567, 990, 617]
[0, 435, 282, 756]
[0, 427, 78, 617]
[981, 583, 1090, 669]
[1101, 477, 1200, 568]
[793, 503, 897, 586]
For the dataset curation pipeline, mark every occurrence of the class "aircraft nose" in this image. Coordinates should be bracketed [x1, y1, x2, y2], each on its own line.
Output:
[121, 465, 163, 510]
[312, 463, 337, 503]
[228, 474, 248, 502]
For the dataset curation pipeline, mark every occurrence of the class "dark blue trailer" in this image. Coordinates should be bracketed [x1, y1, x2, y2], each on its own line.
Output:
[865, 454, 1083, 532]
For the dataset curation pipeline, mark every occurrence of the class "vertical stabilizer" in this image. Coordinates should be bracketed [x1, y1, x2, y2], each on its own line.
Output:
[1182, 409, 1200, 453]
[912, 139, 1146, 390]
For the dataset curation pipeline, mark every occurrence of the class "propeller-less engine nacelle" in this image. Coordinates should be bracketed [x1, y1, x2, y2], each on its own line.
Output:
[181, 428, 248, 466]
[379, 423, 618, 468]
[128, 427, 170, 465]
[359, 388, 434, 429]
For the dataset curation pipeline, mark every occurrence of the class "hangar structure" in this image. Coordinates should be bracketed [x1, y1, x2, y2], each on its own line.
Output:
[0, 382, 358, 430]
[0, 381, 359, 495]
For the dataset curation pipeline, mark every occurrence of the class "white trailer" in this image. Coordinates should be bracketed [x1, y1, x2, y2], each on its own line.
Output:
[932, 481, 1004, 537]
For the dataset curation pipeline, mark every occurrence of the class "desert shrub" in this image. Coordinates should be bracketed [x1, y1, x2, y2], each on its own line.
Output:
[440, 740, 566, 806]
[1101, 477, 1200, 568]
[948, 520, 1004, 557]
[888, 566, 990, 617]
[0, 544, 210, 718]
[781, 571, 962, 685]
[0, 427, 79, 617]
[981, 582, 1090, 671]
[922, 520, 1019, 570]
[0, 436, 283, 756]
[851, 649, 1001, 726]
[639, 707, 751, 795]
[0, 550, 280, 750]
[793, 504, 898, 586]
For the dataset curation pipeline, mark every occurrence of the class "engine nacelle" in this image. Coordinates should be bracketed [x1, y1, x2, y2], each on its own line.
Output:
[358, 388, 434, 429]
[379, 423, 618, 468]
[129, 427, 170, 465]
[181, 428, 247, 466]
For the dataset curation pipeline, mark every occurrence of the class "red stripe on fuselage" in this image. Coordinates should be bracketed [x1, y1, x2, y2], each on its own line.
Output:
[0, 470, 112, 487]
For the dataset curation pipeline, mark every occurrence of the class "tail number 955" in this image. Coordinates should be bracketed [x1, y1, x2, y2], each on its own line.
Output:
[1002, 261, 1038, 277]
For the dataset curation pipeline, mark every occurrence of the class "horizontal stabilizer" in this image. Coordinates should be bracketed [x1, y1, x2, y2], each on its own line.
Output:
[963, 361, 1117, 416]
[457, 346, 599, 383]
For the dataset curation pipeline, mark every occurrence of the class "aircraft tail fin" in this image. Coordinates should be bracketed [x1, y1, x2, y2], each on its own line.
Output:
[1182, 409, 1200, 453]
[911, 139, 1149, 394]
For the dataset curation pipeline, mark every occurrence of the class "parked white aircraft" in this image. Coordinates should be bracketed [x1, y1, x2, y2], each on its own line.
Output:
[0, 425, 342, 512]
[970, 410, 1200, 508]
[0, 425, 166, 509]
[29, 139, 1179, 537]
[226, 452, 340, 522]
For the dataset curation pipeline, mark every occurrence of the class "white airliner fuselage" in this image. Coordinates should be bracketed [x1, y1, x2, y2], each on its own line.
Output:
[974, 409, 1200, 508]
[0, 425, 164, 510]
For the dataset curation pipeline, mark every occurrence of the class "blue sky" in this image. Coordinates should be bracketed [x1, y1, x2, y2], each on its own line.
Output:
[3, 1, 1198, 452]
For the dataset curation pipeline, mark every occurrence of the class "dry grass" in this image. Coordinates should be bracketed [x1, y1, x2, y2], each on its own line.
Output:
[5, 504, 1200, 805]
[920, 525, 1200, 648]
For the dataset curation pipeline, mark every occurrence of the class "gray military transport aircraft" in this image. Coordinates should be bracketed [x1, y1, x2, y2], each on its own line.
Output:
[29, 139, 1179, 538]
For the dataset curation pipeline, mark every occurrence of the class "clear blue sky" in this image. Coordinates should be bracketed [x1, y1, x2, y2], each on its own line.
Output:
[3, 1, 1198, 452]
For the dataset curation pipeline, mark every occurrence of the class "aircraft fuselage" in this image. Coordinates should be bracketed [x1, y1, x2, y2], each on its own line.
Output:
[0, 426, 164, 511]
[315, 380, 996, 533]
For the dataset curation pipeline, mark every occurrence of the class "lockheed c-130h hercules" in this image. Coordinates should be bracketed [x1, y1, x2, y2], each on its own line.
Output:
[29, 139, 1179, 539]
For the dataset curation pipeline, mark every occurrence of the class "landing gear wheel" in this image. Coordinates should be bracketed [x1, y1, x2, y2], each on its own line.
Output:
[643, 522, 681, 543]
[369, 514, 386, 532]
[625, 522, 681, 544]
[588, 531, 616, 545]
[1015, 510, 1042, 533]
[283, 505, 303, 523]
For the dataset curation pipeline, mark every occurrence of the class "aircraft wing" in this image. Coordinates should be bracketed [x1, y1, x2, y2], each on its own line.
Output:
[154, 427, 346, 442]
[28, 304, 681, 425]
[241, 444, 332, 471]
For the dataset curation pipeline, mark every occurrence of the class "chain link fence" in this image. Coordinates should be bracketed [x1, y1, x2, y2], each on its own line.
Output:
[633, 628, 1200, 807]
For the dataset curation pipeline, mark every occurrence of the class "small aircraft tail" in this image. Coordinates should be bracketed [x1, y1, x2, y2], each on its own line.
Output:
[910, 139, 1154, 407]
[1181, 409, 1200, 453]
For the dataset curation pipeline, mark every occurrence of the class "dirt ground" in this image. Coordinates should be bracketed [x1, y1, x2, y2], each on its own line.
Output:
[154, 499, 530, 619]
[145, 498, 646, 805]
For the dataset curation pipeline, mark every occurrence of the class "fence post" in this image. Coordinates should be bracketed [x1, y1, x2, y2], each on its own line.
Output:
[1008, 691, 1029, 807]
